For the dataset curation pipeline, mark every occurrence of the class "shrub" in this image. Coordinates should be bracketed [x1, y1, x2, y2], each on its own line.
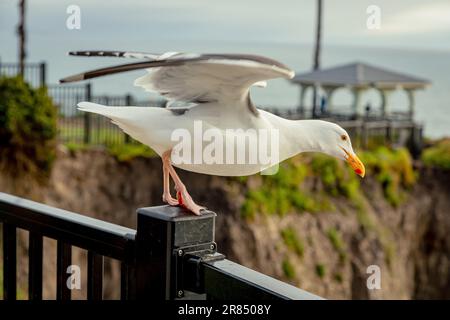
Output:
[0, 76, 57, 177]
[327, 228, 347, 262]
[310, 153, 361, 201]
[315, 264, 326, 278]
[422, 139, 450, 170]
[360, 147, 416, 207]
[334, 273, 344, 283]
[240, 160, 326, 218]
[107, 143, 156, 162]
[282, 259, 296, 279]
[281, 228, 304, 258]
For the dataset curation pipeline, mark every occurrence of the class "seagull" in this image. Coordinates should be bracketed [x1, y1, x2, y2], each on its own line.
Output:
[60, 50, 365, 215]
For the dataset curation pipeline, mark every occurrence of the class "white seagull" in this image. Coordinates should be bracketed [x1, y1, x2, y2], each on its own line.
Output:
[60, 51, 365, 215]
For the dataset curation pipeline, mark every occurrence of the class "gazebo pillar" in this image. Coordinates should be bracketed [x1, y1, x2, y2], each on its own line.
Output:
[351, 88, 364, 118]
[405, 88, 416, 118]
[379, 88, 396, 118]
[322, 86, 337, 113]
[297, 84, 309, 116]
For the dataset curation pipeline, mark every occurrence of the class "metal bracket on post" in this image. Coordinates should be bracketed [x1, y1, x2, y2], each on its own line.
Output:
[182, 251, 225, 296]
[135, 205, 223, 300]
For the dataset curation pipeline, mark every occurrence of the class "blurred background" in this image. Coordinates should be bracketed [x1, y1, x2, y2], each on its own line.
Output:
[0, 0, 449, 300]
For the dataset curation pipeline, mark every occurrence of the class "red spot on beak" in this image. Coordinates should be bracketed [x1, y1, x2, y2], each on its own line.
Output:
[355, 168, 362, 175]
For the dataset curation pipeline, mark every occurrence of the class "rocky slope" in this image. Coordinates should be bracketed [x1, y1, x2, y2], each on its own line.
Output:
[1, 147, 449, 299]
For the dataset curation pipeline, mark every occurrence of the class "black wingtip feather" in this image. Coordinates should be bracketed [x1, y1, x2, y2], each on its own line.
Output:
[59, 73, 85, 83]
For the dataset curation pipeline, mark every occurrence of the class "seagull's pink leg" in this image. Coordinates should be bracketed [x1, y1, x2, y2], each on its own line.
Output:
[162, 150, 205, 215]
[161, 156, 178, 206]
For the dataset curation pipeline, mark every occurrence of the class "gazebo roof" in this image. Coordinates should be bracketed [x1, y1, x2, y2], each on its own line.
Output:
[292, 62, 430, 90]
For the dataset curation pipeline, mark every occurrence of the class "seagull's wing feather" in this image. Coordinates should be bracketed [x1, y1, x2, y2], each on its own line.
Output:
[59, 60, 186, 83]
[133, 54, 294, 104]
[68, 50, 175, 60]
[60, 52, 295, 116]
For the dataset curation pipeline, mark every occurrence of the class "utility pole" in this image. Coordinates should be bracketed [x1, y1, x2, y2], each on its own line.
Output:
[18, 0, 26, 76]
[312, 0, 322, 118]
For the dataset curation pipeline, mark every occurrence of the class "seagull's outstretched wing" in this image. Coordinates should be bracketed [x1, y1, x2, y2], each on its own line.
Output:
[60, 51, 294, 116]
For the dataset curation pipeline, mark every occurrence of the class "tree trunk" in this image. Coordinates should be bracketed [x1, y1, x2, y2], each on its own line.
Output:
[312, 0, 322, 118]
[18, 0, 26, 76]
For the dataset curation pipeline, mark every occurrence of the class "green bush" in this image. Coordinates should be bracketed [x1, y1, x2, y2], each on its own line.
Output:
[327, 228, 347, 262]
[240, 160, 327, 218]
[282, 259, 296, 279]
[0, 76, 57, 177]
[422, 139, 450, 170]
[107, 143, 157, 162]
[360, 147, 416, 207]
[281, 228, 304, 258]
[240, 146, 417, 218]
[333, 273, 343, 283]
[315, 264, 326, 278]
[310, 153, 361, 201]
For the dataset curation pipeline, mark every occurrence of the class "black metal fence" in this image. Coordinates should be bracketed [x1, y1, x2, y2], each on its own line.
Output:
[0, 60, 46, 87]
[0, 192, 322, 300]
[48, 83, 165, 146]
[1, 61, 165, 146]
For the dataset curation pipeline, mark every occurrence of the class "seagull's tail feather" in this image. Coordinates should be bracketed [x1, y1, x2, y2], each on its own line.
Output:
[77, 102, 117, 116]
[76, 102, 160, 145]
[77, 101, 139, 134]
[77, 102, 139, 120]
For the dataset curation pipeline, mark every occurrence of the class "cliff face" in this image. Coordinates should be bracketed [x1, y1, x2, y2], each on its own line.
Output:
[1, 148, 449, 299]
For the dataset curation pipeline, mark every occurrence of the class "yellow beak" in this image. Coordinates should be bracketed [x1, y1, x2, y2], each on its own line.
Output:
[341, 147, 365, 178]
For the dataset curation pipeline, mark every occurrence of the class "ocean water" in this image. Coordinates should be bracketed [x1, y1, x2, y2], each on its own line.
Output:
[9, 40, 449, 139]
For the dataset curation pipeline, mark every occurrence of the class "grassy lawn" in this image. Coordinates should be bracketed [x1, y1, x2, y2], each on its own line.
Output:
[58, 115, 128, 145]
[59, 125, 128, 145]
[59, 116, 161, 160]
[65, 142, 158, 162]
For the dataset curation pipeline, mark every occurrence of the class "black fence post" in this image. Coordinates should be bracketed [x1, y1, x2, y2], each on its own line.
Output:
[84, 83, 92, 144]
[124, 94, 133, 144]
[409, 124, 423, 159]
[355, 122, 362, 149]
[135, 206, 216, 300]
[2, 224, 17, 300]
[386, 120, 392, 145]
[39, 62, 46, 87]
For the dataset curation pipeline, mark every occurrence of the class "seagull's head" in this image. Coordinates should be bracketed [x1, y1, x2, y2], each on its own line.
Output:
[315, 122, 365, 178]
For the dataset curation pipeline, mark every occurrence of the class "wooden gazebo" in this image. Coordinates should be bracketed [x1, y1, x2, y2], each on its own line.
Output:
[291, 62, 430, 118]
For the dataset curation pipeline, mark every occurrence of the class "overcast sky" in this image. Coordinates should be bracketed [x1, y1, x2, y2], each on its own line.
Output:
[1, 0, 450, 61]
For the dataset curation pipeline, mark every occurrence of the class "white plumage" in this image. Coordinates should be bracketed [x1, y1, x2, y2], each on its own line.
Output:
[62, 51, 365, 214]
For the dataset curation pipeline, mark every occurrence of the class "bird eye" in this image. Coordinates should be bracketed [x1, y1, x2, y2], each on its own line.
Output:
[341, 135, 347, 141]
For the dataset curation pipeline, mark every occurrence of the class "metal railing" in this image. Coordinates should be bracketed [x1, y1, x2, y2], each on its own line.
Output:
[48, 83, 165, 145]
[0, 192, 322, 300]
[0, 192, 136, 300]
[0, 60, 46, 87]
[0, 62, 165, 146]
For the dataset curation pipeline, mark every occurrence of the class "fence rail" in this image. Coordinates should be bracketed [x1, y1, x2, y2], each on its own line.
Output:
[0, 192, 136, 300]
[0, 192, 321, 300]
[47, 83, 165, 145]
[0, 60, 46, 87]
[1, 62, 165, 146]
